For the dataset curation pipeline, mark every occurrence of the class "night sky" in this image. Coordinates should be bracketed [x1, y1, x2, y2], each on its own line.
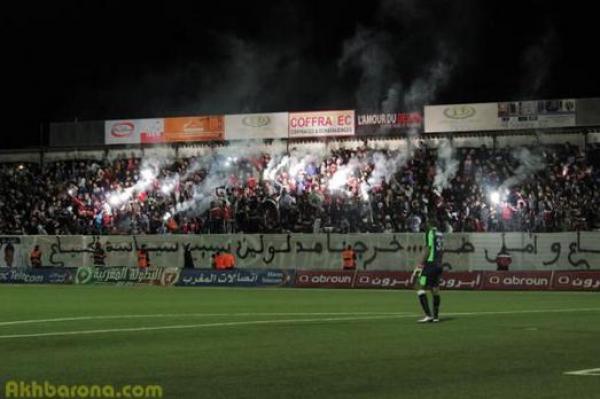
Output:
[1, 0, 598, 149]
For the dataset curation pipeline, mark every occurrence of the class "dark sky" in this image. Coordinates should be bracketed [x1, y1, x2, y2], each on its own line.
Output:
[1, 0, 598, 149]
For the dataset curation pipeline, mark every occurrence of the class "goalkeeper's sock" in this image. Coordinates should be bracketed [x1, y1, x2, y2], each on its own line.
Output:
[433, 294, 441, 319]
[417, 290, 431, 317]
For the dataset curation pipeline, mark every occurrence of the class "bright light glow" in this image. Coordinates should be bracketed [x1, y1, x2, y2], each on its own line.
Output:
[140, 168, 154, 181]
[360, 182, 370, 202]
[108, 195, 121, 207]
[328, 168, 350, 192]
[161, 184, 172, 195]
[490, 191, 500, 205]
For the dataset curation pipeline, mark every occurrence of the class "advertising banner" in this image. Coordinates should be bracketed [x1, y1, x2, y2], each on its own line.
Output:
[481, 271, 553, 290]
[289, 110, 355, 138]
[439, 272, 482, 290]
[104, 119, 165, 145]
[425, 103, 502, 133]
[295, 270, 356, 288]
[0, 267, 74, 284]
[355, 112, 423, 135]
[163, 116, 224, 142]
[349, 271, 482, 290]
[74, 266, 180, 287]
[425, 99, 576, 133]
[552, 271, 600, 291]
[225, 113, 288, 140]
[353, 271, 413, 289]
[497, 99, 575, 130]
[176, 268, 294, 287]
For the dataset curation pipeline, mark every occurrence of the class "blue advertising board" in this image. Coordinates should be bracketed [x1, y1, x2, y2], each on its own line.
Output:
[176, 268, 295, 287]
[0, 267, 75, 284]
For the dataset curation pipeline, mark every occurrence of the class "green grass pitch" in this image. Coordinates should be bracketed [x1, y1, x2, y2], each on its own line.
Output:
[1, 285, 599, 398]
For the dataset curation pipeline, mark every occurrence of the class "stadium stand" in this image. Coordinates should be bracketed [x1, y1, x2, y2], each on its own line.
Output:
[1, 140, 598, 236]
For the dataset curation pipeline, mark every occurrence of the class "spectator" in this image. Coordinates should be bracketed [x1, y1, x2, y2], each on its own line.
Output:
[30, 245, 42, 268]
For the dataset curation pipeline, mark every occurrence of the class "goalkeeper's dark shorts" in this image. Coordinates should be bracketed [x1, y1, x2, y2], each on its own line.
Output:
[419, 262, 443, 288]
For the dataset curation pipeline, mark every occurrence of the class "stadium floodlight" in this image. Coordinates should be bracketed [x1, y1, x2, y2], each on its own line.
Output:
[490, 191, 500, 205]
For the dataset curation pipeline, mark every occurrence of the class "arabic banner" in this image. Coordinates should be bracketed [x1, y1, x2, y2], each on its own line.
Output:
[353, 271, 413, 289]
[439, 272, 482, 290]
[468, 232, 600, 271]
[0, 267, 74, 284]
[74, 266, 180, 286]
[323, 271, 482, 290]
[288, 110, 355, 138]
[552, 271, 600, 291]
[104, 119, 165, 145]
[176, 268, 294, 287]
[225, 113, 288, 140]
[1, 232, 598, 272]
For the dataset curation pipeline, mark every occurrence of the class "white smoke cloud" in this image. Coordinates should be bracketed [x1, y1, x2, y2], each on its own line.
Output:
[328, 157, 360, 192]
[500, 147, 546, 189]
[433, 139, 459, 192]
[368, 149, 410, 187]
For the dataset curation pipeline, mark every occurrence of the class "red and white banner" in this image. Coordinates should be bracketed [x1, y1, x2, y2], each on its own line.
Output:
[105, 119, 164, 145]
[356, 112, 422, 134]
[481, 271, 553, 290]
[354, 271, 413, 289]
[295, 270, 355, 288]
[439, 272, 482, 290]
[552, 271, 600, 291]
[289, 110, 355, 138]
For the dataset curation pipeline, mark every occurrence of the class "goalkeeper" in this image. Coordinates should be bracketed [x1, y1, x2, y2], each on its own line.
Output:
[411, 220, 444, 323]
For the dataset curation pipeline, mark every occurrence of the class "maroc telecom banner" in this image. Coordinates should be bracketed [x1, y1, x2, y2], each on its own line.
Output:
[425, 99, 576, 133]
[289, 110, 355, 138]
[356, 112, 423, 135]
[163, 116, 224, 142]
[105, 119, 165, 145]
[225, 113, 288, 140]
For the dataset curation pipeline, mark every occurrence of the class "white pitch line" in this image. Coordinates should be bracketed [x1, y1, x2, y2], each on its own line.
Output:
[3, 307, 599, 328]
[0, 307, 599, 340]
[0, 315, 408, 340]
[563, 368, 600, 376]
[0, 312, 412, 327]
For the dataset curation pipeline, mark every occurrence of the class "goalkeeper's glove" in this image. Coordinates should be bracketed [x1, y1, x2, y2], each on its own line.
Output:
[411, 264, 423, 282]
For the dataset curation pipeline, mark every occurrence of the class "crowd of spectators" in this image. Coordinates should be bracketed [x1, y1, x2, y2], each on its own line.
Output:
[1, 141, 599, 235]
